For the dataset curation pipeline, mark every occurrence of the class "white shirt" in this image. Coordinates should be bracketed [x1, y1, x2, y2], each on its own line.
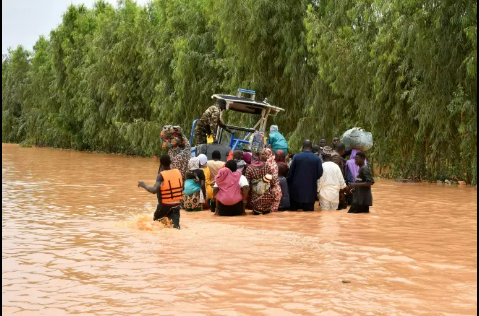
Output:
[318, 161, 347, 203]
[213, 175, 249, 188]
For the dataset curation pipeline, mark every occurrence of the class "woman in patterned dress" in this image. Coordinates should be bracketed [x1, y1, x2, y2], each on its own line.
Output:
[168, 132, 191, 180]
[246, 148, 282, 214]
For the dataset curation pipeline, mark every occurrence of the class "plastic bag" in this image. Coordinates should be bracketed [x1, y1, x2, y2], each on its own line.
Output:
[341, 127, 373, 151]
[161, 125, 185, 149]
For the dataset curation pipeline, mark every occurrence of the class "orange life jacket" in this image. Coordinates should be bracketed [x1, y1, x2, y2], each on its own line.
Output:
[159, 169, 183, 203]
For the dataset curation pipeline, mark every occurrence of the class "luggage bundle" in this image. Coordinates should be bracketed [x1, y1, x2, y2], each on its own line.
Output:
[341, 127, 373, 151]
[250, 131, 265, 153]
[161, 125, 186, 149]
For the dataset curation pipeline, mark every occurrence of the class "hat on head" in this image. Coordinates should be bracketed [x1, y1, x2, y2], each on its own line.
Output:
[188, 157, 200, 170]
[322, 146, 334, 156]
[197, 154, 208, 166]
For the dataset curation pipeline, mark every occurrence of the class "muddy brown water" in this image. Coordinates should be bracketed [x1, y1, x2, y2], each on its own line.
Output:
[2, 143, 477, 316]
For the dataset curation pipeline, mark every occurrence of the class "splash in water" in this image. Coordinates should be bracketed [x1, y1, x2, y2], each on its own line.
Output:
[118, 213, 174, 231]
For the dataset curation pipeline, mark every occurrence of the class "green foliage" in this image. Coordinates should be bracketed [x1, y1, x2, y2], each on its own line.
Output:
[2, 0, 477, 184]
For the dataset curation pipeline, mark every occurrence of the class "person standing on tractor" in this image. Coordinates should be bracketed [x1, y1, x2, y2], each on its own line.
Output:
[267, 125, 288, 154]
[194, 99, 230, 145]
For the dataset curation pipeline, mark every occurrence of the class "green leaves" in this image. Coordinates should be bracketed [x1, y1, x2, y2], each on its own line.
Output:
[1, 0, 477, 183]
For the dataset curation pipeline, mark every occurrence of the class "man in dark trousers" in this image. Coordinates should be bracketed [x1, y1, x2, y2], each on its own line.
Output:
[138, 154, 183, 229]
[348, 152, 374, 214]
[287, 140, 323, 211]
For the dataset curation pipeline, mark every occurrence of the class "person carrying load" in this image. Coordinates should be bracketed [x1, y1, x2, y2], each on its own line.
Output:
[138, 154, 183, 229]
[194, 99, 231, 145]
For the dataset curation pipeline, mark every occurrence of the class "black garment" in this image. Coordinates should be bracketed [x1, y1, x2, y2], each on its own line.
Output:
[337, 199, 348, 210]
[352, 165, 374, 206]
[217, 201, 244, 216]
[348, 204, 369, 213]
[209, 199, 216, 213]
[193, 169, 205, 181]
[289, 200, 315, 212]
[346, 193, 353, 206]
[154, 204, 181, 229]
[341, 149, 352, 159]
[287, 151, 323, 205]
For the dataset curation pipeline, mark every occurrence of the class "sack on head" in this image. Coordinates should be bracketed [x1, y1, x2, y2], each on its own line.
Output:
[161, 125, 185, 149]
[341, 127, 373, 151]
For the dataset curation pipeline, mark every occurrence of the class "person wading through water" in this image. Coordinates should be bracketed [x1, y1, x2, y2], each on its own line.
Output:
[348, 152, 374, 214]
[287, 140, 323, 211]
[317, 147, 347, 211]
[138, 154, 183, 229]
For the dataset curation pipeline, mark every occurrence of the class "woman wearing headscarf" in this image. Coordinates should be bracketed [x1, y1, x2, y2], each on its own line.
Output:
[267, 125, 289, 154]
[186, 157, 206, 209]
[246, 148, 282, 214]
[168, 130, 191, 180]
[275, 149, 289, 175]
[213, 160, 249, 216]
[243, 152, 252, 166]
[183, 170, 202, 212]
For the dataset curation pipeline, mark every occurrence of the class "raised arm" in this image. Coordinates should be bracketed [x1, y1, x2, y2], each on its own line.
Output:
[138, 174, 162, 194]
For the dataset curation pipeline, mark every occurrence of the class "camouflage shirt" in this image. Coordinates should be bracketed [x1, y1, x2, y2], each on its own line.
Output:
[197, 105, 221, 135]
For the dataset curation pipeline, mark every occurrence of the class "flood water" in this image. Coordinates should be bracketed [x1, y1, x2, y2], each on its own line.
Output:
[2, 143, 477, 316]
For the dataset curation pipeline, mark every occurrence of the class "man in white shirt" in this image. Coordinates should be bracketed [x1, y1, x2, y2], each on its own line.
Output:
[317, 147, 347, 210]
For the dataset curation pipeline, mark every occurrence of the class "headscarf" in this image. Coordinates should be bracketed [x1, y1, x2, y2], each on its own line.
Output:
[275, 150, 286, 163]
[168, 132, 191, 179]
[264, 148, 282, 211]
[188, 157, 200, 170]
[198, 154, 208, 167]
[214, 168, 243, 205]
[250, 152, 264, 167]
[270, 125, 279, 133]
[264, 148, 278, 176]
[243, 152, 252, 165]
[346, 149, 368, 181]
[275, 149, 289, 174]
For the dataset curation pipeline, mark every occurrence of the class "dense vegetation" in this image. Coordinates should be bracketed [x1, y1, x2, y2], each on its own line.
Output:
[2, 0, 477, 184]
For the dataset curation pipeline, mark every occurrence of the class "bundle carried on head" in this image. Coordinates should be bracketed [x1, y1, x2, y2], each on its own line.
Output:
[250, 131, 265, 153]
[161, 125, 185, 149]
[341, 127, 373, 151]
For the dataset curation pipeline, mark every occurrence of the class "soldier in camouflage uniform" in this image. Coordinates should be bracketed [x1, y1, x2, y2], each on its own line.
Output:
[194, 99, 229, 145]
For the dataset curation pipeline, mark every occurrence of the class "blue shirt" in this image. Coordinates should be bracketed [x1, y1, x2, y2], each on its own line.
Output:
[287, 151, 323, 204]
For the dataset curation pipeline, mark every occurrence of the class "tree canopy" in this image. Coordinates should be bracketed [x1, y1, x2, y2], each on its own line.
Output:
[2, 0, 477, 184]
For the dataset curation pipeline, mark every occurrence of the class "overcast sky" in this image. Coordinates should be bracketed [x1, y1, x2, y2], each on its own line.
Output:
[2, 0, 149, 54]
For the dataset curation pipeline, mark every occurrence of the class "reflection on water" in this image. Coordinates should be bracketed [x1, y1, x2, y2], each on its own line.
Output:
[2, 143, 477, 316]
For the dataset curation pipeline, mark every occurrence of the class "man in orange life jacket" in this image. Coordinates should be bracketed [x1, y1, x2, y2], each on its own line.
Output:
[138, 154, 183, 229]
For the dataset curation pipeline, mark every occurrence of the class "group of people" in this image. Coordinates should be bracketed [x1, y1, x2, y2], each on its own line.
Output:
[138, 124, 374, 229]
